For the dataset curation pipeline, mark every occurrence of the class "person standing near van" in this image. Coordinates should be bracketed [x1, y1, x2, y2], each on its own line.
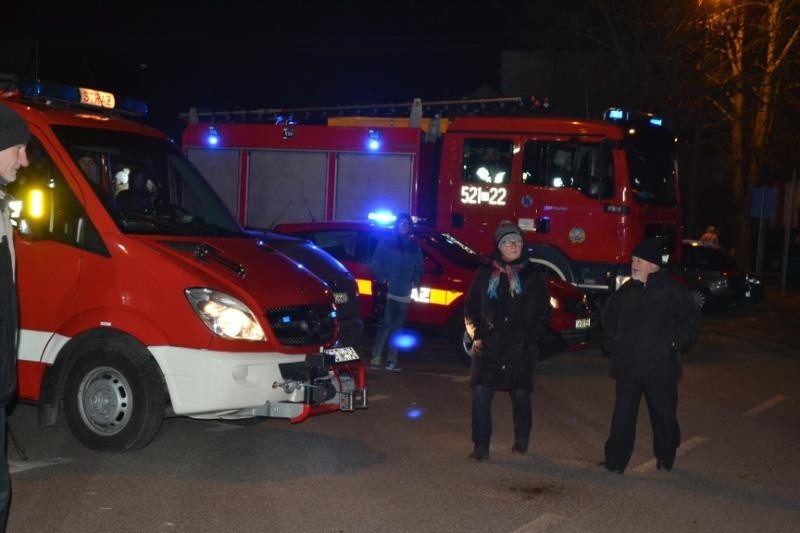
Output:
[0, 104, 30, 529]
[464, 221, 551, 461]
[369, 213, 423, 372]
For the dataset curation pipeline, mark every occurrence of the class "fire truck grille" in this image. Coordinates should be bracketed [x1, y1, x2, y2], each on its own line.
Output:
[266, 304, 337, 346]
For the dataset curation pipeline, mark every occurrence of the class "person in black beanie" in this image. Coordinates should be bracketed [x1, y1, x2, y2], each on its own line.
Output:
[463, 220, 551, 461]
[599, 237, 701, 474]
[0, 103, 29, 530]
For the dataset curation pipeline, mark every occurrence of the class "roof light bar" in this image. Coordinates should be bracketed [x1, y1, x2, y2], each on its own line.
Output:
[19, 80, 148, 116]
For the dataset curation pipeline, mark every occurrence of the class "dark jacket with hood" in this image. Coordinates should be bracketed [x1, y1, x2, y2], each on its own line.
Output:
[602, 268, 701, 379]
[370, 223, 423, 299]
[464, 248, 551, 390]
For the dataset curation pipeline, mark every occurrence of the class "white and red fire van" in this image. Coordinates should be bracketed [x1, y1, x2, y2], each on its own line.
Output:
[1, 78, 365, 452]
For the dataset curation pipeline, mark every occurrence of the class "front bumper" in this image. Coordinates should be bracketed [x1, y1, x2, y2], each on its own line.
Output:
[150, 346, 367, 422]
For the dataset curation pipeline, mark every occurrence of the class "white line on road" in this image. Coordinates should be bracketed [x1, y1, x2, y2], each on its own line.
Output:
[511, 513, 567, 533]
[407, 370, 470, 382]
[742, 394, 790, 417]
[369, 394, 392, 402]
[10, 457, 71, 475]
[631, 436, 710, 473]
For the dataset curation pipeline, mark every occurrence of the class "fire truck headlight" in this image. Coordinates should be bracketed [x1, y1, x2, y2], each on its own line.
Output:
[185, 288, 266, 341]
[549, 296, 559, 309]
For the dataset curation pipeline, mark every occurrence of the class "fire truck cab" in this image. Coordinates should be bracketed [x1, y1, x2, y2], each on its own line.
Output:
[435, 111, 681, 297]
[2, 78, 366, 452]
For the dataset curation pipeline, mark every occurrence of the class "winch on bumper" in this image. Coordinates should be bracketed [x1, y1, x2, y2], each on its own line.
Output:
[234, 347, 367, 422]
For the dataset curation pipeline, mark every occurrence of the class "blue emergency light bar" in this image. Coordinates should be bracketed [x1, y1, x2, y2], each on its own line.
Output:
[19, 80, 148, 116]
[367, 210, 396, 225]
[604, 107, 663, 128]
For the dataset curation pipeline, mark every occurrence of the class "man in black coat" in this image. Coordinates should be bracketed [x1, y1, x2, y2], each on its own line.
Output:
[464, 221, 551, 461]
[600, 238, 701, 474]
[0, 104, 29, 528]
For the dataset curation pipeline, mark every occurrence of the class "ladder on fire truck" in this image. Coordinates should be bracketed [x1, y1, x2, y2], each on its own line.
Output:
[179, 95, 551, 128]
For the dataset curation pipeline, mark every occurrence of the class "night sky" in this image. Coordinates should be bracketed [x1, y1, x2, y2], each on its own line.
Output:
[2, 1, 542, 137]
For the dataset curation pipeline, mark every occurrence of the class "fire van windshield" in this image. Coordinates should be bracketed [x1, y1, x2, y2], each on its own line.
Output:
[53, 126, 245, 237]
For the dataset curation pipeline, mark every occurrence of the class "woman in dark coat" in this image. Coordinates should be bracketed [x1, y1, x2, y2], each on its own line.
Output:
[464, 221, 551, 461]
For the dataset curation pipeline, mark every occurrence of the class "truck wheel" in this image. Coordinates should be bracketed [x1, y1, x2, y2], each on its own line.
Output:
[689, 287, 709, 310]
[64, 339, 165, 452]
[447, 309, 471, 367]
[527, 245, 576, 283]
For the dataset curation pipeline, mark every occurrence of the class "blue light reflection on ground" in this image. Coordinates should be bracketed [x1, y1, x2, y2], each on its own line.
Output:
[390, 329, 420, 351]
[405, 406, 424, 419]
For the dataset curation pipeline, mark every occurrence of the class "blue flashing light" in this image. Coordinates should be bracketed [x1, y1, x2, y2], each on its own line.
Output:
[367, 210, 397, 225]
[606, 108, 625, 120]
[649, 117, 663, 126]
[206, 126, 220, 146]
[390, 329, 420, 351]
[367, 129, 381, 151]
[281, 315, 291, 323]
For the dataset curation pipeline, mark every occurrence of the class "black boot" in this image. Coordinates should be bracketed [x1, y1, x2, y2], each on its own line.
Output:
[511, 440, 528, 454]
[468, 448, 489, 461]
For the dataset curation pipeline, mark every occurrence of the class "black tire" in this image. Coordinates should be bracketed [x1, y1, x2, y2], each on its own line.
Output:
[527, 245, 576, 283]
[63, 337, 165, 452]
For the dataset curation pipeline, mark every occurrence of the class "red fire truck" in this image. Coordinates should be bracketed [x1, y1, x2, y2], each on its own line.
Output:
[181, 98, 682, 300]
[1, 78, 366, 452]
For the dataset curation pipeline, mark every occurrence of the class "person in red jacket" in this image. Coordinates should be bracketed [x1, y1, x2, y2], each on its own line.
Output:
[599, 238, 701, 474]
[464, 221, 551, 461]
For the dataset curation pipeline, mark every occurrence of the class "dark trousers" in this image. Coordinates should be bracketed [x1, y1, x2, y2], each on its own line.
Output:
[471, 385, 531, 451]
[372, 299, 411, 365]
[604, 364, 681, 472]
[0, 409, 8, 530]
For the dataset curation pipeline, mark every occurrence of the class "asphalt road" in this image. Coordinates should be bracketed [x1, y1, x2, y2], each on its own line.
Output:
[6, 290, 800, 533]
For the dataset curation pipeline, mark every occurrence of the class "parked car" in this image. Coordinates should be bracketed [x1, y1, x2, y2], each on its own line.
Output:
[247, 229, 364, 347]
[675, 239, 763, 310]
[274, 220, 592, 364]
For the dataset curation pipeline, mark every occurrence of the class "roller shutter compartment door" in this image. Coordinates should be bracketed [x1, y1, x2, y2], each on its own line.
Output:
[335, 153, 413, 220]
[247, 151, 328, 227]
[186, 148, 240, 216]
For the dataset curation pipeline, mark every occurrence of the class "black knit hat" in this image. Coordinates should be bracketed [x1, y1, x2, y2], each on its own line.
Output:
[494, 220, 523, 247]
[0, 104, 30, 152]
[632, 238, 665, 266]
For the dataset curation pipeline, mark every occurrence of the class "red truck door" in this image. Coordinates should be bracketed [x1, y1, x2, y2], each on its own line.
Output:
[438, 136, 518, 253]
[12, 132, 85, 398]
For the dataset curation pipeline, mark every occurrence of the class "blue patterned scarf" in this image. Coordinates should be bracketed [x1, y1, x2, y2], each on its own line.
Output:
[487, 260, 524, 299]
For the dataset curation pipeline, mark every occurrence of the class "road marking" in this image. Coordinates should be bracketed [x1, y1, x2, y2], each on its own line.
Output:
[10, 457, 71, 475]
[369, 394, 391, 402]
[631, 436, 709, 473]
[512, 513, 567, 532]
[408, 370, 470, 382]
[742, 394, 789, 417]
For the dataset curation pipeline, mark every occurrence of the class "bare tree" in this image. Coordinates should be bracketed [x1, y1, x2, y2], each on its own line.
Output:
[696, 0, 800, 268]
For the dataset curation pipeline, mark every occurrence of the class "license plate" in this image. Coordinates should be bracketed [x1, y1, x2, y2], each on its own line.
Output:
[324, 346, 360, 363]
[575, 318, 591, 329]
[333, 291, 349, 304]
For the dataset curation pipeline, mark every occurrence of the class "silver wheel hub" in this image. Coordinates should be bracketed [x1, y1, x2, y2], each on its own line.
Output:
[77, 366, 132, 436]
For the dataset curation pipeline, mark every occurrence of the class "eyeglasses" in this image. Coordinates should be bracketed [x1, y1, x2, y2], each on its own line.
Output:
[500, 240, 523, 247]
